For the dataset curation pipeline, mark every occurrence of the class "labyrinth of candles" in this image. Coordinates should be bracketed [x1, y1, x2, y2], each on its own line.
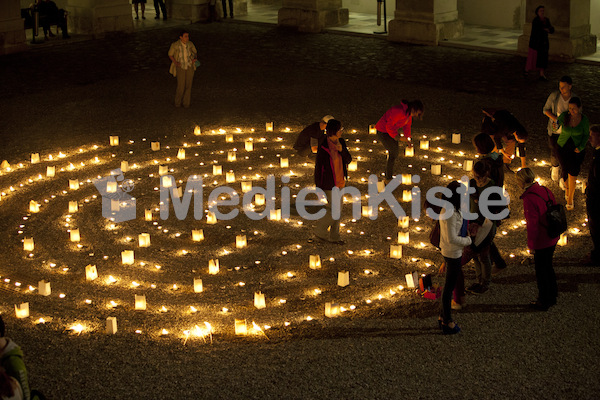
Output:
[0, 123, 585, 342]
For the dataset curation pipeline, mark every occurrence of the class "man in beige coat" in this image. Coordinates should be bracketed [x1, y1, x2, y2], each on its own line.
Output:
[168, 30, 198, 108]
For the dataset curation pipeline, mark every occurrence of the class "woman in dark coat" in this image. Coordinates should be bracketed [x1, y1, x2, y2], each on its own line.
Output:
[525, 5, 554, 80]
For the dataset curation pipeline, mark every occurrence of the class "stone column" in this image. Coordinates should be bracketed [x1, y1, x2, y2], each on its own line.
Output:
[67, 0, 133, 37]
[518, 0, 597, 60]
[168, 0, 210, 22]
[388, 0, 463, 45]
[0, 0, 28, 55]
[278, 0, 349, 33]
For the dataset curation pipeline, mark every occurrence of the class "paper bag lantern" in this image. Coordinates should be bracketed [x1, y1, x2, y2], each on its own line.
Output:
[226, 134, 234, 143]
[405, 146, 414, 157]
[397, 232, 409, 244]
[109, 136, 119, 146]
[31, 153, 40, 164]
[207, 212, 217, 224]
[174, 187, 183, 198]
[193, 278, 203, 293]
[348, 161, 358, 172]
[85, 264, 98, 281]
[70, 229, 81, 242]
[177, 149, 185, 160]
[390, 245, 402, 259]
[213, 165, 222, 175]
[69, 201, 78, 213]
[121, 250, 134, 265]
[151, 142, 160, 151]
[194, 125, 201, 135]
[325, 302, 340, 318]
[558, 233, 567, 246]
[254, 194, 265, 206]
[38, 280, 51, 296]
[398, 216, 410, 229]
[106, 317, 117, 334]
[226, 172, 235, 183]
[338, 271, 350, 287]
[401, 174, 412, 185]
[106, 181, 117, 193]
[120, 161, 129, 173]
[266, 122, 274, 132]
[158, 165, 168, 176]
[135, 295, 146, 310]
[145, 209, 153, 221]
[192, 229, 204, 242]
[368, 125, 376, 134]
[431, 165, 442, 175]
[309, 255, 321, 269]
[245, 140, 254, 151]
[452, 133, 461, 144]
[227, 151, 236, 162]
[362, 206, 373, 218]
[280, 157, 289, 168]
[241, 181, 252, 193]
[236, 235, 247, 249]
[46, 166, 55, 177]
[111, 199, 120, 212]
[377, 181, 385, 192]
[29, 200, 40, 213]
[23, 238, 34, 251]
[402, 190, 412, 202]
[69, 179, 79, 190]
[405, 272, 419, 288]
[235, 319, 247, 335]
[269, 209, 281, 221]
[14, 303, 29, 319]
[208, 259, 219, 275]
[463, 160, 474, 172]
[161, 176, 173, 188]
[254, 292, 266, 309]
[420, 140, 430, 150]
[138, 233, 151, 248]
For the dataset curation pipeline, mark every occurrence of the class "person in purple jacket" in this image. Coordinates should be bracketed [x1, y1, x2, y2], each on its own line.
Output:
[375, 100, 423, 181]
[313, 119, 352, 244]
[517, 168, 559, 311]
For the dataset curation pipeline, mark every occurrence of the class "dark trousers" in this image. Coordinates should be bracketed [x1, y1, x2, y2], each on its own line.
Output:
[222, 0, 233, 17]
[41, 12, 68, 38]
[490, 242, 506, 269]
[376, 130, 399, 180]
[534, 245, 557, 306]
[548, 134, 560, 168]
[440, 256, 462, 324]
[154, 0, 167, 17]
[587, 195, 600, 262]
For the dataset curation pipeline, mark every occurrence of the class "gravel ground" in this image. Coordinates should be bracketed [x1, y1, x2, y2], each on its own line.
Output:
[0, 22, 599, 400]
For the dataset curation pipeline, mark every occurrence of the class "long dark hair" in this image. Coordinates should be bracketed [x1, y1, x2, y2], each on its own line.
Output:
[442, 181, 462, 211]
[564, 97, 582, 126]
[402, 99, 424, 114]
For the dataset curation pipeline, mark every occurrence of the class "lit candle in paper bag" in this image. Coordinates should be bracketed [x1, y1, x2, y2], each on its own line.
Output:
[109, 136, 119, 146]
[14, 303, 29, 319]
[368, 125, 376, 134]
[266, 122, 274, 132]
[161, 176, 173, 188]
[269, 209, 281, 221]
[245, 140, 254, 151]
[46, 166, 55, 177]
[558, 233, 567, 246]
[106, 317, 117, 334]
[463, 160, 473, 172]
[106, 181, 117, 193]
[241, 182, 252, 193]
[390, 245, 402, 259]
[151, 142, 160, 151]
[138, 233, 151, 247]
[194, 126, 201, 135]
[362, 206, 373, 218]
[121, 250, 134, 265]
[405, 146, 414, 157]
[401, 174, 412, 185]
[235, 319, 247, 335]
[226, 172, 235, 183]
[325, 302, 340, 318]
[207, 212, 217, 224]
[254, 292, 266, 309]
[226, 134, 234, 143]
[70, 229, 81, 242]
[85, 264, 98, 281]
[309, 255, 321, 269]
[254, 193, 265, 206]
[236, 235, 247, 249]
[420, 140, 429, 150]
[398, 216, 410, 228]
[120, 161, 129, 173]
[280, 157, 289, 168]
[398, 231, 409, 244]
[452, 133, 461, 144]
[177, 149, 185, 160]
[158, 165, 168, 176]
[431, 165, 442, 175]
[213, 165, 222, 175]
[193, 278, 203, 293]
[29, 200, 40, 213]
[38, 280, 51, 296]
[348, 161, 358, 171]
[208, 259, 219, 275]
[192, 229, 204, 242]
[135, 295, 146, 310]
[227, 151, 236, 162]
[377, 181, 385, 192]
[402, 190, 412, 202]
[69, 179, 79, 190]
[405, 272, 419, 288]
[69, 201, 78, 213]
[145, 209, 153, 221]
[23, 238, 34, 251]
[31, 153, 40, 164]
[338, 271, 350, 287]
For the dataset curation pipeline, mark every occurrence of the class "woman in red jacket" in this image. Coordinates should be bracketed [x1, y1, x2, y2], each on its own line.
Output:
[517, 168, 559, 310]
[375, 100, 423, 181]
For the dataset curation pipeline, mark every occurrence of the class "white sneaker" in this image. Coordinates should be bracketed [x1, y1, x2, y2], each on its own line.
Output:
[551, 166, 559, 182]
[559, 178, 566, 191]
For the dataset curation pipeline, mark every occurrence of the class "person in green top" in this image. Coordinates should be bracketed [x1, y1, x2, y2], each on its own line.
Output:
[556, 97, 589, 210]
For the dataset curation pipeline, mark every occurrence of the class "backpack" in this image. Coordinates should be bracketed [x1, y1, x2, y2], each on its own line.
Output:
[529, 187, 567, 238]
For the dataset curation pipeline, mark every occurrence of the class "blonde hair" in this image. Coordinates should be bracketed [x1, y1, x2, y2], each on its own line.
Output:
[516, 167, 535, 186]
